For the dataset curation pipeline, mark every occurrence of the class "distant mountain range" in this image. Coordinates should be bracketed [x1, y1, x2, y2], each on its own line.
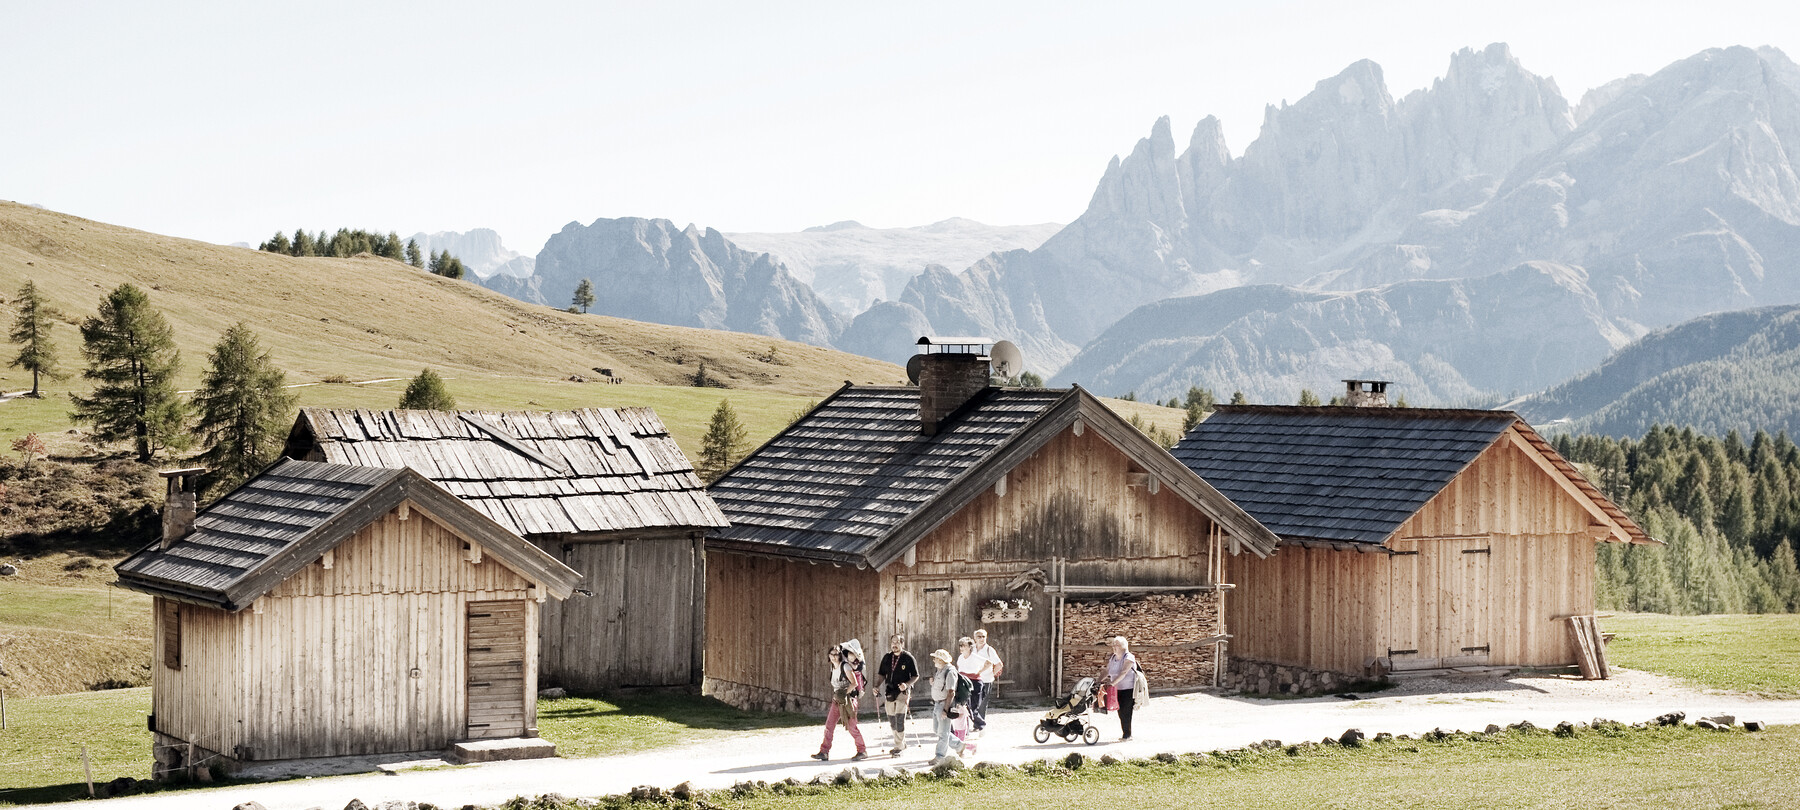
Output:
[725, 219, 1060, 315]
[435, 42, 1800, 420]
[1513, 303, 1800, 438]
[407, 229, 534, 278]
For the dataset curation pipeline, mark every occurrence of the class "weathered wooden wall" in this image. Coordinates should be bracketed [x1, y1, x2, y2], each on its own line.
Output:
[1228, 430, 1604, 674]
[539, 531, 699, 691]
[153, 506, 540, 762]
[881, 427, 1220, 697]
[704, 552, 881, 711]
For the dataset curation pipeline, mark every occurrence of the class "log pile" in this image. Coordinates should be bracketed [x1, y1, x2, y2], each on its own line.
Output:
[1060, 593, 1222, 688]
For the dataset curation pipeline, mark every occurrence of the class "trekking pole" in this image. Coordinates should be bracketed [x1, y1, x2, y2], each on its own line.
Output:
[82, 745, 94, 797]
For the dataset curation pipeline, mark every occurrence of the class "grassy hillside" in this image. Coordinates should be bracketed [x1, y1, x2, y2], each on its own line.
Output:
[0, 201, 904, 448]
[1514, 304, 1800, 437]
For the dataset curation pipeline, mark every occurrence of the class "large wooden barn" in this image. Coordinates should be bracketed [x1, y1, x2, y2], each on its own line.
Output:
[1172, 392, 1653, 686]
[284, 407, 728, 691]
[703, 345, 1279, 712]
[115, 461, 580, 777]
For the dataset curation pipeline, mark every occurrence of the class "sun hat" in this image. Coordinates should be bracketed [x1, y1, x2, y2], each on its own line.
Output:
[930, 649, 952, 664]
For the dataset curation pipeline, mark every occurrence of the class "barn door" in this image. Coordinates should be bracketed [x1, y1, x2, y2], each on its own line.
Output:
[896, 580, 960, 692]
[1387, 539, 1421, 667]
[466, 600, 528, 739]
[1439, 537, 1491, 665]
[621, 538, 694, 686]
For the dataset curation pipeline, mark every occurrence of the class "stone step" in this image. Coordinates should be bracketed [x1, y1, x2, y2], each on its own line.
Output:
[446, 737, 557, 764]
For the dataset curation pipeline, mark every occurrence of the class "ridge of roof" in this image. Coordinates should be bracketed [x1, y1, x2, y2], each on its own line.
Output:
[1211, 404, 1519, 420]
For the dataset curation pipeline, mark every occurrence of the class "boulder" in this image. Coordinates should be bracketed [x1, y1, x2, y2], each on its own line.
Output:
[1702, 715, 1736, 728]
[1340, 728, 1367, 746]
[1745, 721, 1765, 732]
[537, 687, 568, 699]
[231, 803, 268, 810]
[1653, 712, 1686, 726]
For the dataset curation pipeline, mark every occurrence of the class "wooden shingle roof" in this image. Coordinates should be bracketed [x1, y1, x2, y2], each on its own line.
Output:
[708, 385, 1279, 567]
[286, 407, 727, 537]
[1172, 405, 1650, 547]
[115, 459, 580, 610]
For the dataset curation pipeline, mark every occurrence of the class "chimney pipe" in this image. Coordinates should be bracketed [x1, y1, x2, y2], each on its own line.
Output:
[916, 337, 993, 435]
[160, 468, 205, 547]
[1343, 379, 1390, 408]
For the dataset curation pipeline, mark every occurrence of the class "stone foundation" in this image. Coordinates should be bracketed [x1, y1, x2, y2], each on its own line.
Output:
[1061, 592, 1223, 689]
[1222, 659, 1376, 695]
[704, 677, 829, 715]
[151, 732, 236, 781]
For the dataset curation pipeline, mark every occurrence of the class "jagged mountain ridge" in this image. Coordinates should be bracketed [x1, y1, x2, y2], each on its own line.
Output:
[878, 41, 1800, 408]
[1513, 303, 1800, 438]
[485, 217, 845, 347]
[408, 228, 535, 278]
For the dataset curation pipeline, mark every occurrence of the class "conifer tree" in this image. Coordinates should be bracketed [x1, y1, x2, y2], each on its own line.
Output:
[573, 278, 595, 314]
[191, 323, 298, 491]
[382, 231, 405, 261]
[9, 280, 67, 397]
[1770, 539, 1800, 612]
[1181, 386, 1216, 433]
[399, 369, 456, 411]
[69, 284, 187, 462]
[698, 398, 748, 482]
[406, 239, 424, 268]
[1298, 388, 1320, 406]
[1229, 391, 1248, 405]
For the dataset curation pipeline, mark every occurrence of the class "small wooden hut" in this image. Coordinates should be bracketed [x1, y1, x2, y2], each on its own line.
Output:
[284, 407, 728, 691]
[115, 460, 580, 777]
[1172, 394, 1655, 686]
[703, 343, 1278, 712]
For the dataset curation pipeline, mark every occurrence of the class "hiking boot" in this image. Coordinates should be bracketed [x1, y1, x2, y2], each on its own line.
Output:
[810, 752, 829, 761]
[850, 751, 867, 761]
[889, 746, 903, 756]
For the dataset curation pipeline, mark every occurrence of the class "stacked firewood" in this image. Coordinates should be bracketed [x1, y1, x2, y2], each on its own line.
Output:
[1061, 593, 1223, 688]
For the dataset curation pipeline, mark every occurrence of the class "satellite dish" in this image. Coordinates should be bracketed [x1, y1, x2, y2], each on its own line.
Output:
[906, 354, 925, 386]
[990, 340, 1025, 381]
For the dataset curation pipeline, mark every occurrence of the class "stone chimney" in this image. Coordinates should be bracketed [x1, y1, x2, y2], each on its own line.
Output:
[160, 468, 205, 547]
[916, 337, 993, 435]
[1343, 379, 1390, 408]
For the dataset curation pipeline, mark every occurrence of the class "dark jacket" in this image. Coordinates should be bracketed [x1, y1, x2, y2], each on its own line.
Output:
[878, 650, 919, 701]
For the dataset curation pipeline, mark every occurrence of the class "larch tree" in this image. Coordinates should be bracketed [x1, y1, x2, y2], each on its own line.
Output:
[698, 398, 748, 482]
[406, 239, 424, 268]
[399, 368, 456, 411]
[69, 283, 187, 462]
[9, 280, 67, 397]
[1298, 388, 1321, 406]
[573, 278, 596, 314]
[191, 323, 299, 492]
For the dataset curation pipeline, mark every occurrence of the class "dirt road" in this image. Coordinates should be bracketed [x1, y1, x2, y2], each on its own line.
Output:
[52, 669, 1800, 810]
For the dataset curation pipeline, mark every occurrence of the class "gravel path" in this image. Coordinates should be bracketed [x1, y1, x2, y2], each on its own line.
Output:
[55, 670, 1800, 810]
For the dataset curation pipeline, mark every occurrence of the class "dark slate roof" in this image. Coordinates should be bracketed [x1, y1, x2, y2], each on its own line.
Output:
[1172, 406, 1520, 546]
[116, 459, 580, 610]
[708, 385, 1280, 567]
[287, 407, 727, 537]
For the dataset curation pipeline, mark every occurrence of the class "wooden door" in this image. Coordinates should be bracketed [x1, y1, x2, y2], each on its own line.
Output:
[895, 579, 961, 690]
[622, 537, 694, 686]
[1387, 539, 1420, 666]
[546, 541, 628, 691]
[466, 600, 528, 739]
[1437, 538, 1491, 665]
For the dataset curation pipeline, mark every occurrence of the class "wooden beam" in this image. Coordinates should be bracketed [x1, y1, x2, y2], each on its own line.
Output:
[397, 501, 410, 521]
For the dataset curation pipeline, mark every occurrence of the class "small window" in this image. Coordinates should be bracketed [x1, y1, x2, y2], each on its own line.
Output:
[161, 601, 182, 670]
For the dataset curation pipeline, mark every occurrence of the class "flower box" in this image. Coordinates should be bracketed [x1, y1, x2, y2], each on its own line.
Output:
[980, 606, 1031, 624]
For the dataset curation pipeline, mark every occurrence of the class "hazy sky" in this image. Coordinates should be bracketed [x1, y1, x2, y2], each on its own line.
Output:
[4, 1, 1797, 255]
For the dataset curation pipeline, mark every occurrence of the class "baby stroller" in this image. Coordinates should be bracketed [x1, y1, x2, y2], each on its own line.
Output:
[1033, 677, 1102, 745]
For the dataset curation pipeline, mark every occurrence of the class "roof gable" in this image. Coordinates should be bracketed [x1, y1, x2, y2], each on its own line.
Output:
[708, 386, 1277, 566]
[287, 407, 728, 536]
[115, 459, 580, 609]
[1173, 406, 1650, 546]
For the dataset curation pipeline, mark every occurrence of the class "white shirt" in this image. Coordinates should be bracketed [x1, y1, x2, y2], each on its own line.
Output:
[957, 643, 1002, 683]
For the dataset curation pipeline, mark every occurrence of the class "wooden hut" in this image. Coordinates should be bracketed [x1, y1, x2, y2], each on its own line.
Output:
[115, 460, 580, 777]
[703, 344, 1278, 712]
[1171, 395, 1655, 687]
[283, 407, 728, 691]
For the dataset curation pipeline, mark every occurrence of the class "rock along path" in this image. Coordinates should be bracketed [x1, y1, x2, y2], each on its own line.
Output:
[50, 669, 1800, 810]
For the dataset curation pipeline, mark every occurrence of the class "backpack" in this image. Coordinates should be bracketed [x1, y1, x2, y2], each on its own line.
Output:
[953, 671, 973, 705]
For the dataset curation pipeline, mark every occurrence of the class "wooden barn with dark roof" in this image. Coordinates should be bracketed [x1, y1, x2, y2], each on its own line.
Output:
[283, 407, 728, 691]
[1172, 390, 1654, 685]
[704, 344, 1279, 711]
[116, 461, 580, 777]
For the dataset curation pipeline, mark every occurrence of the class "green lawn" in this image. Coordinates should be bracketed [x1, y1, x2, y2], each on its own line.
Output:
[657, 725, 1800, 810]
[1605, 613, 1800, 697]
[0, 688, 151, 806]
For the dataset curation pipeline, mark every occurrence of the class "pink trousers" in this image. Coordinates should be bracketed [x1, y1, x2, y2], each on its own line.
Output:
[819, 697, 866, 755]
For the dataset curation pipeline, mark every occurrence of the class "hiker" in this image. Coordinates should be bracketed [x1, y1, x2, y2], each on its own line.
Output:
[876, 633, 920, 755]
[928, 648, 964, 763]
[1103, 635, 1139, 741]
[957, 629, 1003, 733]
[812, 640, 868, 761]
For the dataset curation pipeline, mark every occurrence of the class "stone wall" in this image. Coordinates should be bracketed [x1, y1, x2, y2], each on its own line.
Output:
[1221, 658, 1366, 695]
[704, 676, 830, 715]
[1060, 592, 1222, 689]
